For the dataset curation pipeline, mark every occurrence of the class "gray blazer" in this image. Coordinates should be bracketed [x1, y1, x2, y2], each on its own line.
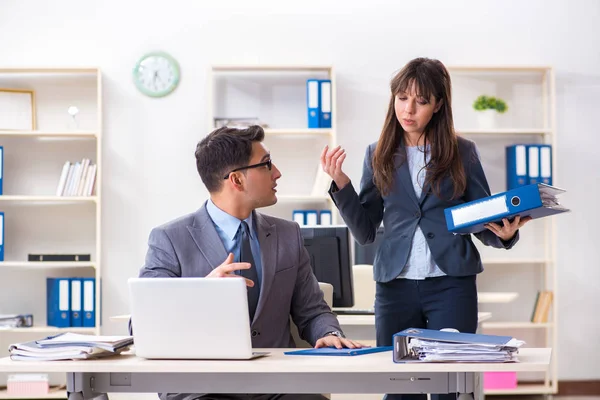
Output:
[331, 136, 519, 282]
[138, 203, 341, 348]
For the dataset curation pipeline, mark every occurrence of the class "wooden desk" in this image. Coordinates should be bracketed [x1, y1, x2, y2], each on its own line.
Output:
[0, 348, 551, 400]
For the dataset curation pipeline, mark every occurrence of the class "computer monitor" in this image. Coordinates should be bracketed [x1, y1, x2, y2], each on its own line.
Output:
[354, 225, 385, 265]
[300, 226, 354, 308]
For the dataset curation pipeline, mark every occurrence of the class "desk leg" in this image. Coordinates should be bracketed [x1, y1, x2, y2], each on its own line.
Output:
[66, 373, 110, 400]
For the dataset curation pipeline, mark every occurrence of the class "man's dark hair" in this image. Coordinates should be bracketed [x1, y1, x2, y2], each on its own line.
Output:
[195, 125, 265, 192]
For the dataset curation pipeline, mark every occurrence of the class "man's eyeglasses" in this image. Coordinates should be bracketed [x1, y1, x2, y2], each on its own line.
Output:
[223, 159, 272, 180]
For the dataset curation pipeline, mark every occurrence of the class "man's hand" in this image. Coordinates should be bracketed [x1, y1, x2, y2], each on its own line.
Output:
[206, 253, 254, 287]
[485, 215, 532, 241]
[314, 335, 366, 349]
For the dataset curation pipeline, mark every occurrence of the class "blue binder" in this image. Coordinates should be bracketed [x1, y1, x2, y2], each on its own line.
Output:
[505, 144, 527, 190]
[0, 146, 4, 195]
[394, 328, 515, 346]
[82, 277, 96, 327]
[319, 80, 332, 128]
[285, 346, 392, 356]
[46, 278, 71, 328]
[0, 211, 4, 261]
[444, 183, 569, 234]
[527, 145, 540, 184]
[306, 79, 320, 128]
[292, 210, 306, 226]
[70, 278, 83, 327]
[539, 144, 553, 186]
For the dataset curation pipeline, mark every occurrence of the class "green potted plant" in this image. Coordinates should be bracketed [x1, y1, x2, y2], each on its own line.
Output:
[473, 95, 508, 129]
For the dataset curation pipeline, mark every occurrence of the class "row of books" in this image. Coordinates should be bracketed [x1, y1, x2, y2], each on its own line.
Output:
[506, 144, 552, 190]
[56, 159, 97, 197]
[531, 290, 554, 323]
[47, 277, 97, 328]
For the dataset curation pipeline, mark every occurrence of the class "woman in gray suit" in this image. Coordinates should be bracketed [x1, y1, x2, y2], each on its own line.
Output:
[321, 58, 531, 400]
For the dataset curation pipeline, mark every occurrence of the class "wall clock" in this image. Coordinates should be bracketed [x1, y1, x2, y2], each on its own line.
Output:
[133, 51, 180, 97]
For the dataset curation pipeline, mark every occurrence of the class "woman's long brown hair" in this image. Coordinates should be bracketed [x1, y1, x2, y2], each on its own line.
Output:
[372, 58, 466, 200]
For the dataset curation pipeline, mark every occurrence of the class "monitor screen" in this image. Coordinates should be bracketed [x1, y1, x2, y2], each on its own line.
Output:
[300, 226, 354, 308]
[354, 225, 384, 265]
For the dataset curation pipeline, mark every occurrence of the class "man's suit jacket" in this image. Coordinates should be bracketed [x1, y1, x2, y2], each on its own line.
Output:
[331, 136, 519, 282]
[138, 203, 341, 348]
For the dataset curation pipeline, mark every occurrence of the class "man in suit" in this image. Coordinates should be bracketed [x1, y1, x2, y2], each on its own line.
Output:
[139, 125, 362, 400]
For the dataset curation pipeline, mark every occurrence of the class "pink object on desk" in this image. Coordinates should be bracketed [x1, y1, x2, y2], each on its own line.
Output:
[483, 371, 517, 389]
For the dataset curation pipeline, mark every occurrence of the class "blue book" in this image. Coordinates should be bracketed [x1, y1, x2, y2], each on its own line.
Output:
[82, 277, 96, 327]
[284, 346, 392, 356]
[444, 183, 569, 234]
[318, 80, 332, 128]
[306, 79, 320, 128]
[538, 144, 552, 186]
[46, 278, 71, 328]
[505, 144, 527, 190]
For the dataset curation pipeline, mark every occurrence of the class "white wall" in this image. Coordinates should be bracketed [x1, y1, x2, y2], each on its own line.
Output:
[1, 0, 599, 380]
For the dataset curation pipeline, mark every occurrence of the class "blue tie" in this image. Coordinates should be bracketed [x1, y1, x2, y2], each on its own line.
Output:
[239, 221, 260, 321]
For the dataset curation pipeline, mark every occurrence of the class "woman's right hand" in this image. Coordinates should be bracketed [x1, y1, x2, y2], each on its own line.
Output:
[320, 145, 351, 190]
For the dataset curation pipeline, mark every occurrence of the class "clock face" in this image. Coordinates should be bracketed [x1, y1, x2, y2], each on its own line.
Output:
[133, 51, 180, 97]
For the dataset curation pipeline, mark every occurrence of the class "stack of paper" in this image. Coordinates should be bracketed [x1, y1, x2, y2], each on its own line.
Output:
[9, 333, 133, 361]
[393, 328, 524, 363]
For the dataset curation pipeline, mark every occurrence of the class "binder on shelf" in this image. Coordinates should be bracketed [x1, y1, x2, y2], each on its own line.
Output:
[28, 254, 91, 262]
[444, 183, 570, 234]
[0, 211, 4, 261]
[305, 210, 318, 226]
[319, 210, 332, 226]
[306, 79, 320, 128]
[527, 145, 540, 184]
[319, 80, 332, 128]
[0, 145, 3, 195]
[46, 278, 70, 328]
[505, 144, 527, 190]
[539, 144, 553, 186]
[82, 277, 96, 327]
[292, 210, 305, 226]
[70, 278, 83, 327]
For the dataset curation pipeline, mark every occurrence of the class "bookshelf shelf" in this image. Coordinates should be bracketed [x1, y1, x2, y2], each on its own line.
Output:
[276, 195, 331, 202]
[0, 388, 66, 399]
[481, 321, 553, 329]
[0, 261, 96, 269]
[0, 326, 96, 334]
[478, 292, 519, 304]
[264, 128, 333, 136]
[0, 131, 97, 138]
[0, 196, 97, 204]
[457, 128, 552, 136]
[484, 383, 555, 395]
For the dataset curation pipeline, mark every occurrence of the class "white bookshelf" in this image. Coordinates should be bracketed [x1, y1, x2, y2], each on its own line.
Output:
[207, 64, 338, 224]
[0, 68, 102, 394]
[448, 65, 558, 396]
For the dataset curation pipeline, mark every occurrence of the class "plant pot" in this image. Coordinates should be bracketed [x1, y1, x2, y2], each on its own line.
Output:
[476, 109, 497, 130]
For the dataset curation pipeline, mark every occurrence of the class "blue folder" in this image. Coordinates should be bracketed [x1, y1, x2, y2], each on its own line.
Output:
[444, 183, 569, 234]
[285, 346, 392, 356]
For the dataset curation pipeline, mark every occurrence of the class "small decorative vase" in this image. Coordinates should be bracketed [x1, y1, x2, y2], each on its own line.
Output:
[476, 109, 497, 130]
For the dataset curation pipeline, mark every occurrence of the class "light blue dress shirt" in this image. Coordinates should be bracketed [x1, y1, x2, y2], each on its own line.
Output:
[206, 199, 263, 284]
[397, 145, 446, 280]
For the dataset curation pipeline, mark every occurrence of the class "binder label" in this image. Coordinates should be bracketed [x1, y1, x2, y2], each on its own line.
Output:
[451, 196, 508, 227]
[59, 280, 69, 311]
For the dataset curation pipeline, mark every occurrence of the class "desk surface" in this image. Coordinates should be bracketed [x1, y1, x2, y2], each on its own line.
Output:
[0, 348, 551, 374]
[337, 312, 492, 326]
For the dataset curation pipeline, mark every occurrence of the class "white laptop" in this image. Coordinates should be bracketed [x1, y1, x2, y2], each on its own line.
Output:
[128, 277, 268, 359]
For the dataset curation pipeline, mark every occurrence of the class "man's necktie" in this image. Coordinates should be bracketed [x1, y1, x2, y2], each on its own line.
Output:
[240, 221, 260, 321]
